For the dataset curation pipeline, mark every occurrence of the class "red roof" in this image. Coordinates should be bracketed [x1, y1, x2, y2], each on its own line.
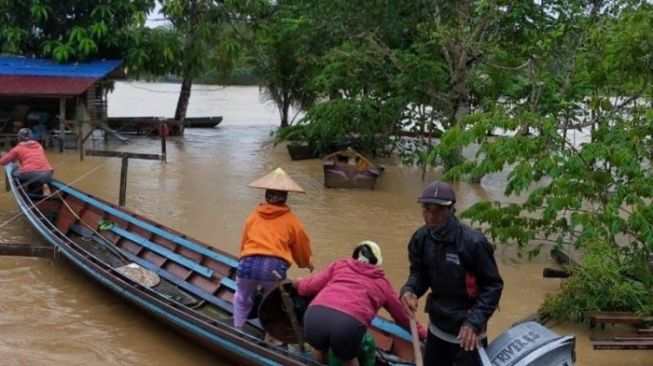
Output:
[0, 75, 96, 97]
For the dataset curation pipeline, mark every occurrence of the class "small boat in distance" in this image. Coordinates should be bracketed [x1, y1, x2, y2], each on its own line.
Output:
[5, 165, 419, 365]
[106, 116, 223, 135]
[185, 116, 224, 128]
[323, 148, 381, 190]
[286, 143, 318, 161]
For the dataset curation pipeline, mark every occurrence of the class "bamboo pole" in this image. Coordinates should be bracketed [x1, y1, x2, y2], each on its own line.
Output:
[410, 318, 423, 366]
[0, 243, 54, 258]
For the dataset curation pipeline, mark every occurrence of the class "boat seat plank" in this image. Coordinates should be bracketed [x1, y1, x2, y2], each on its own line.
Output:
[219, 277, 236, 291]
[51, 181, 240, 269]
[110, 226, 214, 279]
[68, 223, 239, 316]
[371, 317, 411, 343]
[121, 249, 261, 329]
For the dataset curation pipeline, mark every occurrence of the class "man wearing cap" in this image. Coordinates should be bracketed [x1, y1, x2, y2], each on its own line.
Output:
[400, 180, 503, 366]
[0, 128, 53, 192]
[234, 167, 314, 330]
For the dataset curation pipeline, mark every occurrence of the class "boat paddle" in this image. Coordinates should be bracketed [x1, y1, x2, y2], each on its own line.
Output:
[478, 345, 493, 366]
[409, 316, 423, 366]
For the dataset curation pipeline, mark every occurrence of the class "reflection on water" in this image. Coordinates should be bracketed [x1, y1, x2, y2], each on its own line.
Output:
[0, 84, 650, 365]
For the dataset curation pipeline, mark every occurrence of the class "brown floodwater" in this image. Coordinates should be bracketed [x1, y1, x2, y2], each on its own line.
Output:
[0, 84, 650, 365]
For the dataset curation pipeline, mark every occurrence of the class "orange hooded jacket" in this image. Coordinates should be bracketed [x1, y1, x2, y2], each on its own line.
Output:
[240, 203, 312, 268]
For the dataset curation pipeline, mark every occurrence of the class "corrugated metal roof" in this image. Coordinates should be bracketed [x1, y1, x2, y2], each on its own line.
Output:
[0, 75, 96, 97]
[0, 56, 122, 97]
[0, 56, 122, 78]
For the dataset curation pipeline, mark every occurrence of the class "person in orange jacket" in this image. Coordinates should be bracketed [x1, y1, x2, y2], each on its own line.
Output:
[0, 128, 53, 192]
[234, 167, 314, 329]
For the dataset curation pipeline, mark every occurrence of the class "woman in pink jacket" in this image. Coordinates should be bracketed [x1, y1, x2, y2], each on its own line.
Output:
[0, 128, 53, 191]
[295, 241, 427, 366]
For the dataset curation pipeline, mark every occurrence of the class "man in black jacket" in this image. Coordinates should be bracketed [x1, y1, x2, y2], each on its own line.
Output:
[400, 180, 503, 366]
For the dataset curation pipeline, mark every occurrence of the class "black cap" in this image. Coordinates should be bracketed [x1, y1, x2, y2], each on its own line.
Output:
[417, 181, 455, 206]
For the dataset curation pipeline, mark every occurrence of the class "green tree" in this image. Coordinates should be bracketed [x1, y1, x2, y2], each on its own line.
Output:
[158, 0, 267, 127]
[0, 0, 155, 61]
[254, 3, 318, 127]
[435, 1, 653, 319]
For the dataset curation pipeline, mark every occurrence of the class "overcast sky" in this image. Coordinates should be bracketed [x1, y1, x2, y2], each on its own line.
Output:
[145, 1, 169, 28]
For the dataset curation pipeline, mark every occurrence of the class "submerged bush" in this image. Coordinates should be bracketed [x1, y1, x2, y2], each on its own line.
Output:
[540, 241, 653, 322]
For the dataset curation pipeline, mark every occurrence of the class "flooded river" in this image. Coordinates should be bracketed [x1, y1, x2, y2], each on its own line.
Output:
[0, 82, 650, 365]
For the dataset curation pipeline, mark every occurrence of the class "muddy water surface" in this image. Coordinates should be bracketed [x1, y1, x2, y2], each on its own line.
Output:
[0, 82, 650, 365]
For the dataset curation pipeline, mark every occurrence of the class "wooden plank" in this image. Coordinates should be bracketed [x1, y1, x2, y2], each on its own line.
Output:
[591, 335, 653, 341]
[592, 340, 653, 350]
[85, 150, 163, 161]
[586, 311, 653, 323]
[68, 223, 236, 315]
[110, 226, 215, 278]
[0, 243, 54, 258]
[59, 97, 65, 152]
[637, 328, 653, 334]
[50, 181, 240, 269]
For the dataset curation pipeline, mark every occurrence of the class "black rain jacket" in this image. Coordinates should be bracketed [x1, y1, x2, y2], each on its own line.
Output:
[400, 216, 503, 335]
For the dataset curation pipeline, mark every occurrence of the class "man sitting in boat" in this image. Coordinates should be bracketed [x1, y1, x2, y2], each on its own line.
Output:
[0, 128, 54, 193]
[234, 167, 314, 330]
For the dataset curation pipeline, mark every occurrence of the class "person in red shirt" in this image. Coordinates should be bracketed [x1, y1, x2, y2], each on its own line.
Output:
[234, 167, 314, 330]
[295, 241, 427, 366]
[0, 128, 53, 192]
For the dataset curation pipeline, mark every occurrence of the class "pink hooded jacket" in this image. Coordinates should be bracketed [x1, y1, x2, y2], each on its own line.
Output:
[0, 141, 53, 173]
[296, 258, 427, 340]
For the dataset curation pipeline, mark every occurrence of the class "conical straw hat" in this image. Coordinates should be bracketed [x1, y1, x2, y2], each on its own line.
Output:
[248, 167, 305, 193]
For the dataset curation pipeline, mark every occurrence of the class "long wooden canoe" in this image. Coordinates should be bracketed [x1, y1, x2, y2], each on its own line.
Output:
[6, 165, 419, 366]
[106, 116, 223, 136]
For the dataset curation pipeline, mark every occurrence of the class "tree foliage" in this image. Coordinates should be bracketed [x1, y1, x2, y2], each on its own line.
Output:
[260, 0, 653, 318]
[432, 1, 653, 317]
[0, 0, 155, 62]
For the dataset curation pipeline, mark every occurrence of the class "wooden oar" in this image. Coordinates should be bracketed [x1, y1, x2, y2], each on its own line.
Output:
[478, 346, 493, 366]
[0, 242, 54, 258]
[410, 317, 423, 366]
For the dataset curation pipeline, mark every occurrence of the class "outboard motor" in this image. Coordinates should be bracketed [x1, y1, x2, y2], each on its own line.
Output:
[482, 321, 575, 366]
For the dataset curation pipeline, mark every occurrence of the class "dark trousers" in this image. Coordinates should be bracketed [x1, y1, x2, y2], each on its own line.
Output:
[13, 169, 53, 192]
[423, 331, 487, 366]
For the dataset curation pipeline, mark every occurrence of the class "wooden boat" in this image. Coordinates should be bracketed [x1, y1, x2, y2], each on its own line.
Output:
[6, 165, 419, 366]
[185, 116, 224, 128]
[286, 143, 318, 161]
[323, 148, 381, 190]
[107, 116, 223, 136]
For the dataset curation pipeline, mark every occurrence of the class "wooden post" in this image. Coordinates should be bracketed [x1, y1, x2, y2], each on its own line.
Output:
[85, 150, 164, 206]
[59, 97, 66, 152]
[160, 120, 168, 164]
[119, 156, 129, 206]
